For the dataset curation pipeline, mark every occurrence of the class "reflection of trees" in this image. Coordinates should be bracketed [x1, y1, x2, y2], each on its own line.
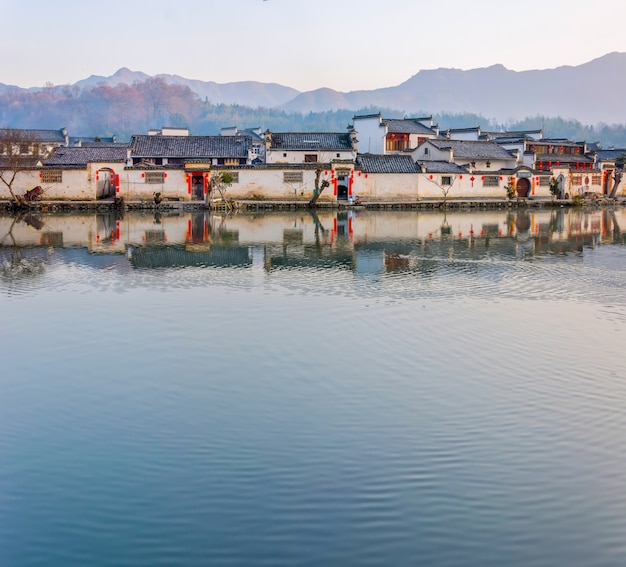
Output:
[0, 214, 46, 283]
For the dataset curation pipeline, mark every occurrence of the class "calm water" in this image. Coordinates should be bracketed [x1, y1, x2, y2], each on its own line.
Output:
[1, 208, 626, 566]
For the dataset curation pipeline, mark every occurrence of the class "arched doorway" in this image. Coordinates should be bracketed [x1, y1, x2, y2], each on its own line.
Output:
[516, 177, 531, 198]
[96, 168, 115, 199]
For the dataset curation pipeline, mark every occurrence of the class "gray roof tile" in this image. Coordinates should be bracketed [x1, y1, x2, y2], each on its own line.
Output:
[417, 160, 469, 174]
[44, 146, 127, 166]
[130, 135, 251, 158]
[383, 118, 435, 135]
[270, 132, 353, 151]
[427, 139, 515, 160]
[1, 128, 67, 143]
[356, 154, 418, 174]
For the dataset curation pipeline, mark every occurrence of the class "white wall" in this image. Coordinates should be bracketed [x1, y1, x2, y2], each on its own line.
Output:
[353, 116, 385, 154]
[266, 149, 355, 165]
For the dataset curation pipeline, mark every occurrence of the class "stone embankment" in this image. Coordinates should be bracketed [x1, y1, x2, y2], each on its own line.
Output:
[1, 197, 624, 213]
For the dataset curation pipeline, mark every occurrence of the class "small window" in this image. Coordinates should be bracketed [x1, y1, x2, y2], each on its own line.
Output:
[424, 147, 429, 156]
[441, 176, 452, 186]
[483, 176, 499, 187]
[304, 154, 318, 163]
[229, 172, 239, 183]
[336, 153, 340, 158]
[283, 153, 287, 158]
[41, 170, 62, 183]
[486, 160, 491, 168]
[145, 171, 165, 184]
[284, 171, 303, 183]
[539, 177, 550, 186]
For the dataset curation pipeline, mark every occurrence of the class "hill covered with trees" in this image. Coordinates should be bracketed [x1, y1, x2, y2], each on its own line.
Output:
[1, 77, 625, 148]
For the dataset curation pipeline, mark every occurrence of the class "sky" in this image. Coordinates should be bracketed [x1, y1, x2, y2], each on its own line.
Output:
[3, 0, 626, 92]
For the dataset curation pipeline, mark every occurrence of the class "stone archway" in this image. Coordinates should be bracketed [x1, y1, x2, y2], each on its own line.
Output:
[516, 177, 531, 198]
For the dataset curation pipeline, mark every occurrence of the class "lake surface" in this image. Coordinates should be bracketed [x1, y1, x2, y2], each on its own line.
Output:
[1, 207, 626, 566]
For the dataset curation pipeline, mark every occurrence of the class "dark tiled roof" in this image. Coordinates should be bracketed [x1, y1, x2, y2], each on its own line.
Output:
[534, 153, 593, 164]
[356, 154, 418, 174]
[43, 146, 128, 166]
[485, 129, 542, 139]
[383, 118, 435, 135]
[131, 135, 251, 158]
[417, 160, 468, 174]
[1, 128, 67, 143]
[269, 132, 353, 151]
[0, 156, 39, 168]
[70, 137, 120, 146]
[595, 149, 626, 161]
[428, 139, 515, 160]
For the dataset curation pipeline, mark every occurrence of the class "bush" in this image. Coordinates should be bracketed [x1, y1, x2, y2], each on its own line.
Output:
[572, 194, 584, 207]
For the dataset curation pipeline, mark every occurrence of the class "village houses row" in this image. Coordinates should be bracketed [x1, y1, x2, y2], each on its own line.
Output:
[1, 115, 625, 203]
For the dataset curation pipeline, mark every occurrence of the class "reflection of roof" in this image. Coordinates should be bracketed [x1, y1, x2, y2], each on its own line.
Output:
[356, 153, 418, 173]
[417, 160, 468, 174]
[428, 139, 515, 160]
[44, 146, 128, 166]
[269, 132, 353, 151]
[130, 135, 251, 158]
[128, 245, 251, 268]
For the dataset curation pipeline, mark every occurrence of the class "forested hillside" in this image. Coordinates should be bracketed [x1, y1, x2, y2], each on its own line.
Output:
[2, 77, 626, 148]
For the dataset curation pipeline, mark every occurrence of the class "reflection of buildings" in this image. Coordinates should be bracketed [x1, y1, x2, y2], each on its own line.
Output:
[1, 209, 624, 277]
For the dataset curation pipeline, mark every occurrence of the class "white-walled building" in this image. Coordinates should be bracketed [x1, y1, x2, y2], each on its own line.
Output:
[352, 114, 439, 155]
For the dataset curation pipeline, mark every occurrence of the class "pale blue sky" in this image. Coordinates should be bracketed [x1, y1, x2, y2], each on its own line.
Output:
[3, 0, 626, 91]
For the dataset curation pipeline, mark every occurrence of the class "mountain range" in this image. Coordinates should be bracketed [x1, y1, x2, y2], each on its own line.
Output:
[2, 52, 626, 125]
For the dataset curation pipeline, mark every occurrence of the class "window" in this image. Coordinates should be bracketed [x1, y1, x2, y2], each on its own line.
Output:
[229, 172, 239, 183]
[591, 174, 601, 185]
[145, 171, 165, 184]
[441, 176, 452, 186]
[385, 138, 408, 152]
[483, 176, 499, 187]
[539, 177, 550, 186]
[304, 154, 318, 163]
[486, 160, 491, 168]
[284, 171, 303, 183]
[42, 170, 62, 183]
[572, 174, 583, 185]
[424, 147, 429, 156]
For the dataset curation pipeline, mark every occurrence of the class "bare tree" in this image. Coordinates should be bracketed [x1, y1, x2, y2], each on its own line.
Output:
[0, 128, 37, 205]
[307, 155, 334, 208]
[423, 173, 458, 208]
[207, 170, 234, 211]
